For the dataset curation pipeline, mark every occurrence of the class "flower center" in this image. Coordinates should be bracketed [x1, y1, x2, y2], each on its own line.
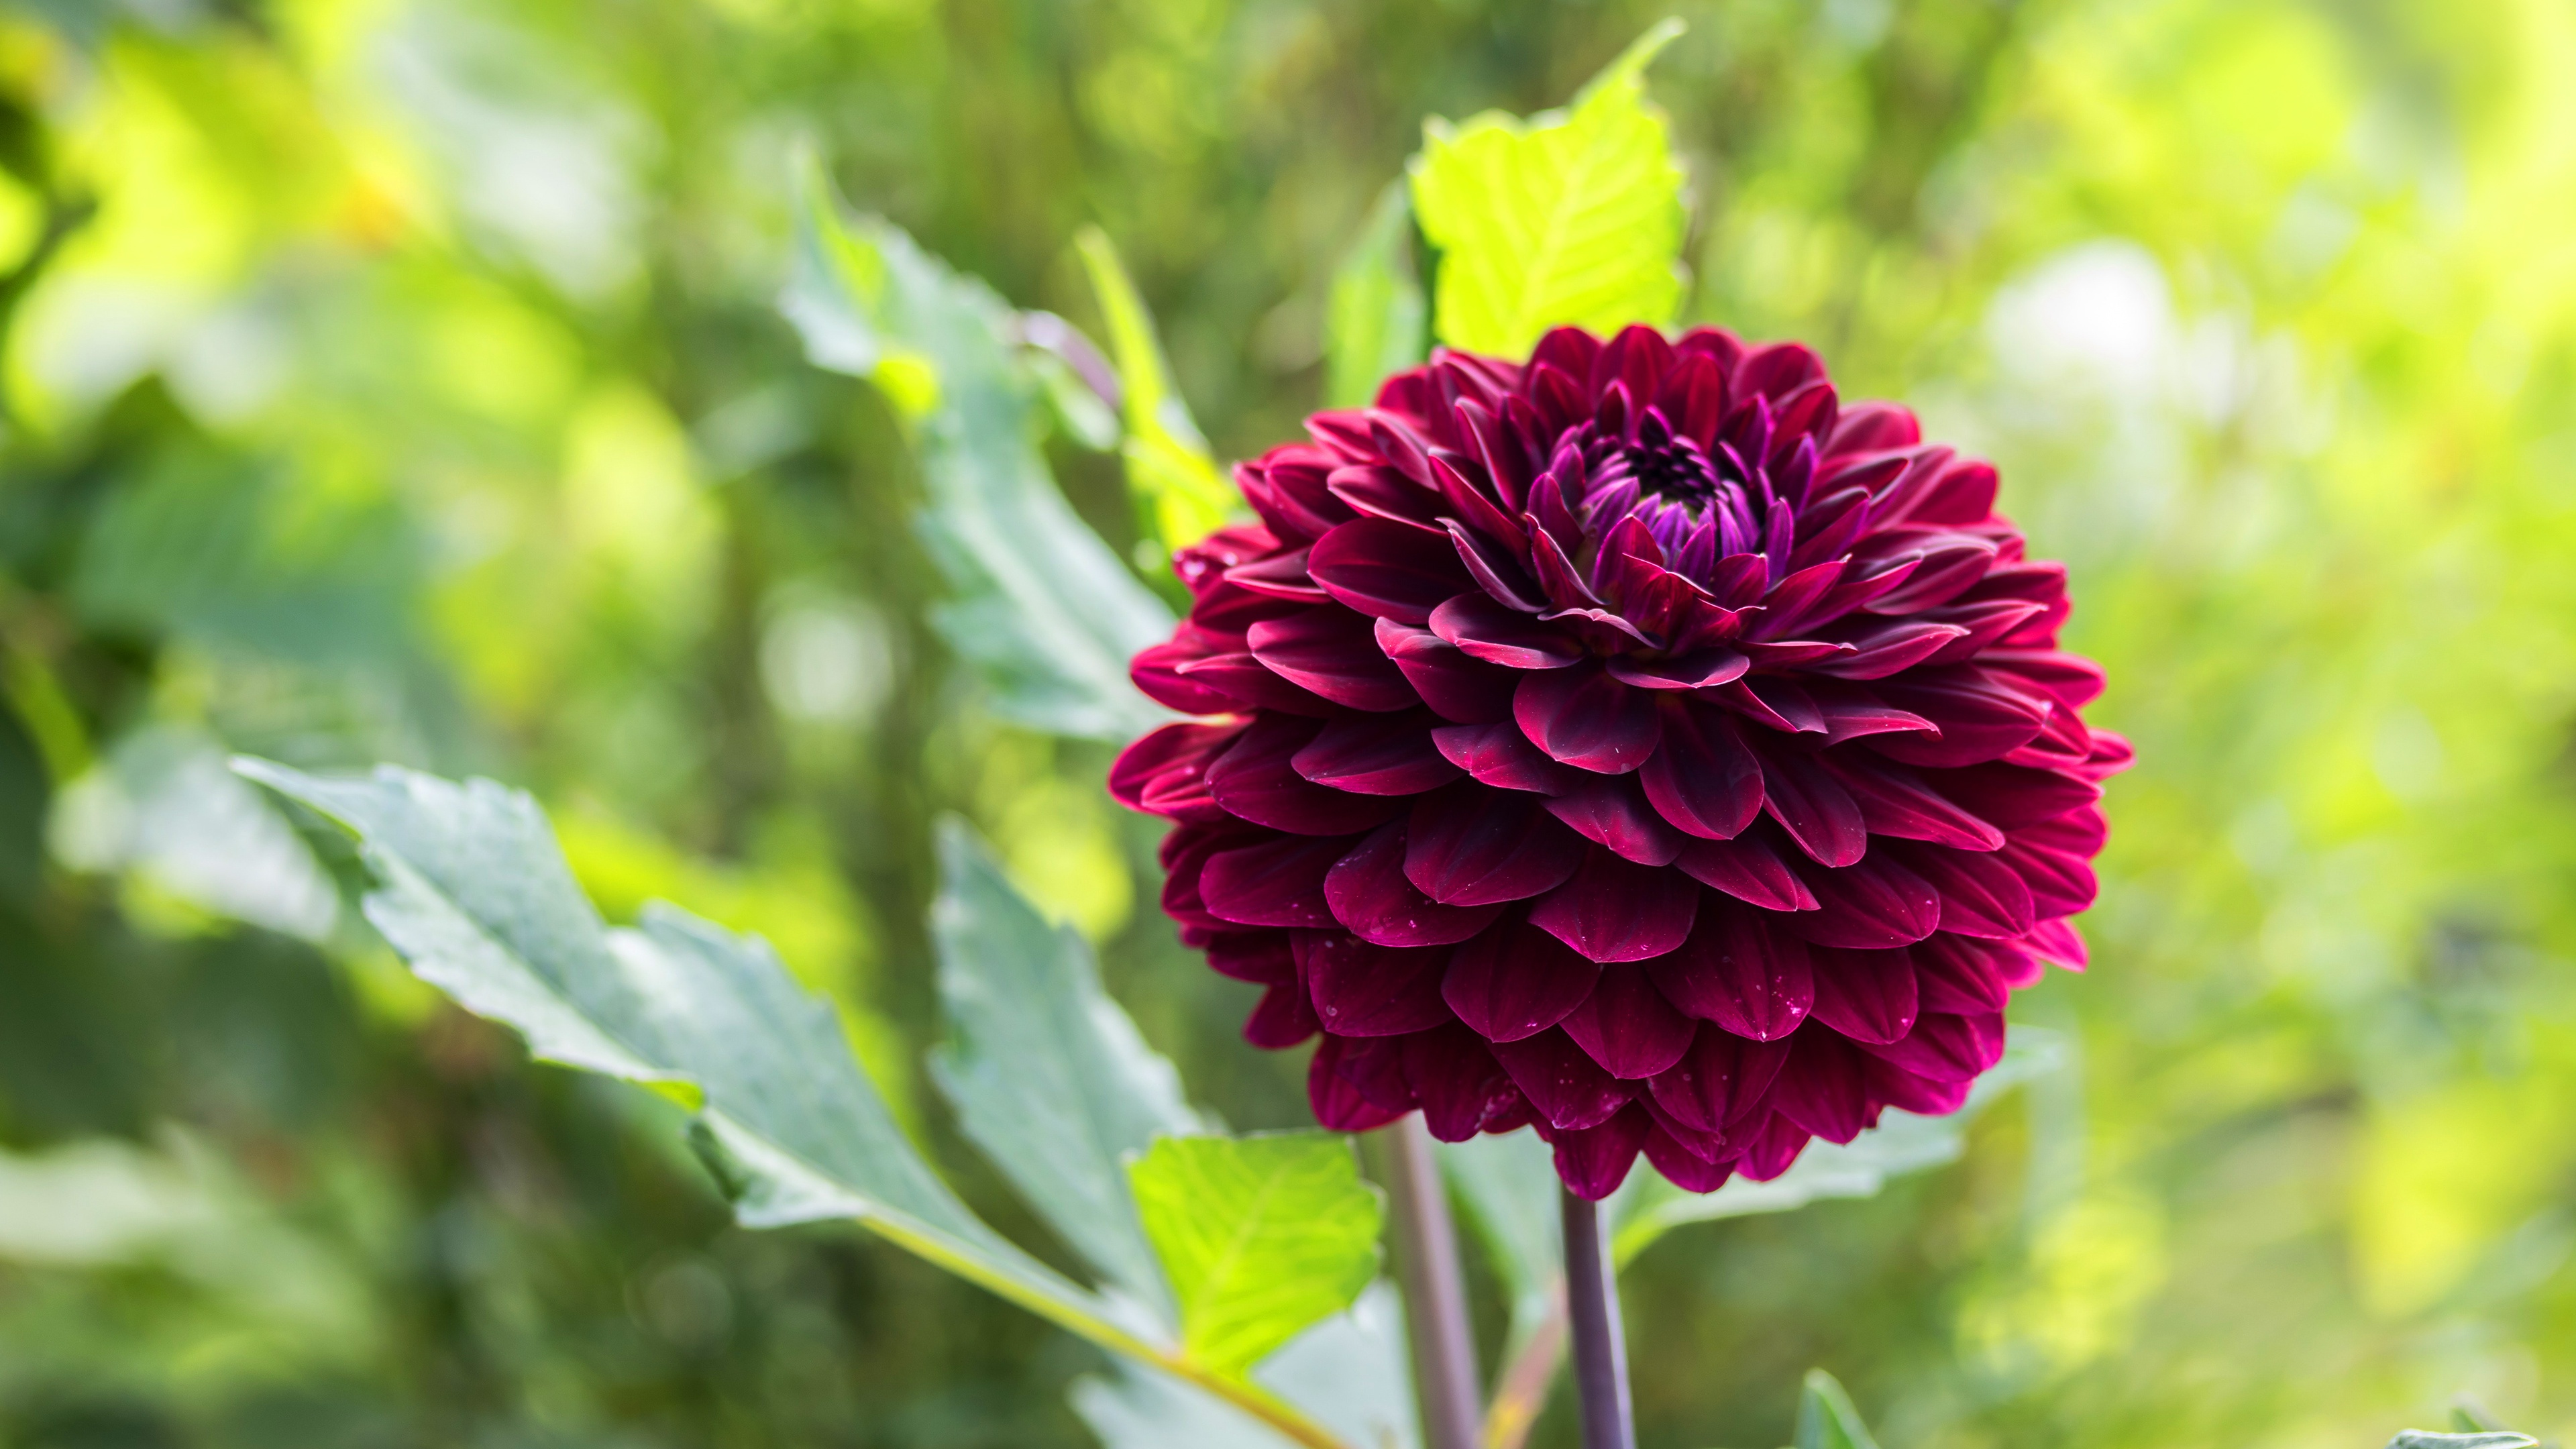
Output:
[1620, 438, 1721, 505]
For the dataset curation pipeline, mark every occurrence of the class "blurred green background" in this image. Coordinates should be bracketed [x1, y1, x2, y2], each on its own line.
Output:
[3, 0, 2574, 1445]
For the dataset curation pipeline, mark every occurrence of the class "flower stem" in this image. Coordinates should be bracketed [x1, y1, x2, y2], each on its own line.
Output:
[1378, 1116, 1482, 1449]
[1559, 1188, 1634, 1449]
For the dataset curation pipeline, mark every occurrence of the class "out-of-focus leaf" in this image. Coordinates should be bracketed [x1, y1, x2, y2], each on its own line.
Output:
[1612, 1027, 2069, 1264]
[0, 693, 49, 906]
[1075, 227, 1240, 551]
[1407, 19, 1686, 356]
[1029, 345, 1124, 451]
[1322, 182, 1428, 409]
[1129, 1132, 1384, 1377]
[1794, 1368, 1882, 1449]
[69, 450, 417, 668]
[1436, 1121, 1562, 1354]
[782, 158, 1174, 742]
[235, 760, 1354, 1449]
[232, 761, 1111, 1322]
[928, 816, 1203, 1322]
[2385, 1437, 2538, 1449]
[1071, 1283, 1420, 1449]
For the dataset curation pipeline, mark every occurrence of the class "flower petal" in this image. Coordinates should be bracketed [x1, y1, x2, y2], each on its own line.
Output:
[1430, 592, 1585, 669]
[1307, 517, 1475, 625]
[1432, 720, 1585, 795]
[1377, 617, 1519, 722]
[1768, 1031, 1877, 1144]
[1297, 931, 1455, 1036]
[1403, 1023, 1526, 1140]
[1805, 946, 1920, 1045]
[1560, 963, 1697, 1079]
[1208, 714, 1406, 835]
[1549, 1104, 1653, 1199]
[1248, 607, 1420, 712]
[1640, 699, 1762, 839]
[1200, 833, 1351, 928]
[1326, 821, 1506, 946]
[1821, 756, 2005, 851]
[1780, 854, 1942, 948]
[1442, 916, 1601, 1042]
[1899, 842, 2037, 938]
[1529, 849, 1700, 962]
[1646, 902, 1815, 1040]
[1648, 1024, 1791, 1133]
[1755, 744, 1868, 867]
[1404, 785, 1588, 906]
[1308, 1035, 1405, 1131]
[1293, 712, 1467, 796]
[1490, 1028, 1633, 1131]
[1544, 773, 1686, 865]
[1674, 830, 1819, 912]
[1515, 664, 1662, 774]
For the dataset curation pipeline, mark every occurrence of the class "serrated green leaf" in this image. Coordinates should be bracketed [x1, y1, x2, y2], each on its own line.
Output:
[1075, 227, 1240, 551]
[1130, 1132, 1384, 1377]
[926, 817, 1203, 1323]
[1794, 1368, 1882, 1449]
[1324, 183, 1429, 409]
[782, 156, 1175, 742]
[1408, 19, 1688, 356]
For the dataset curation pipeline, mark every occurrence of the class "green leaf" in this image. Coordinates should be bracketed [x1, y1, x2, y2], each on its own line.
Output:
[2389, 1435, 2538, 1449]
[926, 817, 1203, 1322]
[1794, 1368, 1882, 1449]
[1611, 1027, 2068, 1265]
[1324, 182, 1430, 409]
[782, 156, 1175, 742]
[1129, 1132, 1385, 1377]
[1071, 1283, 1420, 1449]
[1434, 1121, 1562, 1356]
[1407, 19, 1688, 356]
[1075, 227, 1241, 551]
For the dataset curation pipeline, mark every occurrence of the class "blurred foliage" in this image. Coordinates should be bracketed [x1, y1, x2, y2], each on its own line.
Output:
[1, 0, 2575, 1448]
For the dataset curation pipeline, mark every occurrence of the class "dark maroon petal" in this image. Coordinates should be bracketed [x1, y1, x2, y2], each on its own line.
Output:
[1825, 401, 1920, 456]
[1647, 903, 1815, 1040]
[1606, 647, 1750, 691]
[1327, 821, 1506, 946]
[1248, 608, 1420, 712]
[2019, 805, 2108, 857]
[1442, 519, 1547, 612]
[1111, 720, 1248, 823]
[1805, 946, 1920, 1045]
[1334, 1032, 1418, 1113]
[1403, 1023, 1526, 1140]
[1442, 916, 1601, 1042]
[1912, 934, 2014, 1014]
[1640, 699, 1763, 841]
[1737, 340, 1826, 401]
[1224, 549, 1330, 603]
[1174, 651, 1339, 716]
[1208, 715, 1405, 835]
[1926, 762, 2101, 829]
[1206, 930, 1296, 985]
[1858, 1010, 2003, 1082]
[1403, 785, 1587, 906]
[1864, 1057, 1974, 1116]
[1514, 664, 1660, 774]
[1803, 682, 1939, 747]
[1550, 1104, 1653, 1199]
[1644, 1127, 1735, 1192]
[1998, 837, 2098, 918]
[1244, 979, 1320, 1046]
[1292, 712, 1466, 796]
[1427, 455, 1531, 551]
[1980, 648, 2106, 709]
[1544, 773, 1685, 865]
[1432, 720, 1585, 795]
[1747, 559, 1847, 639]
[1899, 842, 2037, 939]
[1530, 849, 1700, 962]
[1200, 833, 1350, 928]
[1308, 1036, 1405, 1131]
[1714, 676, 1827, 735]
[1770, 1031, 1876, 1144]
[1326, 462, 1444, 529]
[1307, 517, 1475, 625]
[1728, 1112, 1809, 1181]
[1377, 617, 1519, 722]
[1132, 637, 1247, 714]
[1490, 1029, 1633, 1131]
[1822, 756, 2005, 851]
[1297, 931, 1455, 1036]
[1648, 1024, 1791, 1133]
[1560, 963, 1697, 1078]
[1781, 854, 1942, 948]
[1674, 831, 1819, 912]
[1807, 619, 1971, 680]
[1430, 592, 1585, 670]
[1754, 745, 1867, 867]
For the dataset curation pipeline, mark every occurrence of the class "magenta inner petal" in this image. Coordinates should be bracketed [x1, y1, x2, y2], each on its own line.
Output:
[1560, 963, 1697, 1079]
[1247, 608, 1421, 712]
[1403, 785, 1587, 906]
[1754, 744, 1868, 867]
[1782, 853, 1941, 949]
[1307, 517, 1477, 625]
[1325, 821, 1506, 946]
[1544, 772, 1686, 865]
[1376, 617, 1519, 723]
[1640, 699, 1762, 840]
[1430, 592, 1585, 669]
[1805, 945, 1921, 1045]
[1513, 664, 1662, 774]
[1648, 1025, 1791, 1134]
[1292, 711, 1468, 796]
[1529, 849, 1700, 962]
[1673, 829, 1819, 912]
[1432, 720, 1585, 795]
[1647, 903, 1815, 1040]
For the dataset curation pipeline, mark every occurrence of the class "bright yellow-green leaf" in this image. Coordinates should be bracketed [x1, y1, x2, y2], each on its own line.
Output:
[1409, 19, 1688, 356]
[1129, 1132, 1383, 1377]
[1075, 227, 1239, 549]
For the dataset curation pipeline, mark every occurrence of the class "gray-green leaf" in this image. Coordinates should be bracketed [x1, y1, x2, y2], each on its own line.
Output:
[2387, 1436, 2538, 1449]
[781, 155, 1174, 742]
[927, 817, 1203, 1323]
[1407, 19, 1688, 356]
[1129, 1132, 1385, 1377]
[1794, 1368, 1882, 1449]
[1071, 1283, 1419, 1449]
[1324, 183, 1430, 409]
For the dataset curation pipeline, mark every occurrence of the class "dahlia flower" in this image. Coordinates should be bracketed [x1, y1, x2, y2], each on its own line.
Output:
[1111, 325, 2126, 1199]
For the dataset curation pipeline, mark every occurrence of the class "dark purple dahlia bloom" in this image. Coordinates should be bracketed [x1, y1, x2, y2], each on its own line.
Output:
[1112, 325, 2127, 1199]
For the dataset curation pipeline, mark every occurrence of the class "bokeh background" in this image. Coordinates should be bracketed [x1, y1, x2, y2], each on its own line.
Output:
[3, 0, 2575, 1445]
